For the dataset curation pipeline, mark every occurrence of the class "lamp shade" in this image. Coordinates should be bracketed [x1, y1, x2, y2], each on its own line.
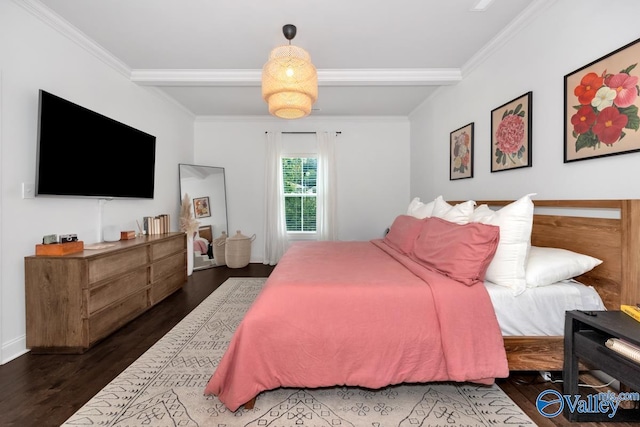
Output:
[262, 44, 318, 119]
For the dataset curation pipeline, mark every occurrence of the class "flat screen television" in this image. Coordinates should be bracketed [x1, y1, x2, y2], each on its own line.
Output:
[36, 90, 156, 199]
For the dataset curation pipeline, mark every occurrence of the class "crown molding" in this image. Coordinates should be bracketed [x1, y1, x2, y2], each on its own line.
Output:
[131, 68, 462, 87]
[462, 0, 557, 76]
[15, 0, 131, 77]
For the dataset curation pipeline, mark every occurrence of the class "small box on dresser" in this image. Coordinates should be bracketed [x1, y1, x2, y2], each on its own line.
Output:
[35, 241, 84, 256]
[25, 232, 187, 353]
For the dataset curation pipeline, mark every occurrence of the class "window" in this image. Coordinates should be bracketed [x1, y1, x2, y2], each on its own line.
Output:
[282, 156, 317, 232]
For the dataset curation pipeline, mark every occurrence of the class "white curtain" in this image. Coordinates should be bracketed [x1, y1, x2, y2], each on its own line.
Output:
[316, 131, 338, 240]
[263, 131, 289, 265]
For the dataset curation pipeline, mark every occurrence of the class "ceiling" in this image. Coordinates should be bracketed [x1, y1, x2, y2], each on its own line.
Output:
[30, 0, 548, 117]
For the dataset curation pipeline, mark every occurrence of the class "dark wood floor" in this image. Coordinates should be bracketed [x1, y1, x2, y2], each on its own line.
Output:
[0, 264, 634, 426]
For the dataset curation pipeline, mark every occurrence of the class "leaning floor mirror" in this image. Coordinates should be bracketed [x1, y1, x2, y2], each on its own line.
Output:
[179, 164, 229, 270]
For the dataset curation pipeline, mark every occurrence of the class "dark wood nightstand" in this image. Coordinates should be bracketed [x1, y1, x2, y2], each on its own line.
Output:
[563, 310, 640, 422]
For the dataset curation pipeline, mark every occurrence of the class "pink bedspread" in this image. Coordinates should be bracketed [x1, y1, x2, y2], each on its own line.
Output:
[204, 240, 508, 411]
[193, 238, 208, 254]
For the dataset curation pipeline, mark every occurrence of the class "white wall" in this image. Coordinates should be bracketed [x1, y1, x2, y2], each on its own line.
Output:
[0, 1, 194, 363]
[409, 0, 640, 202]
[194, 116, 411, 261]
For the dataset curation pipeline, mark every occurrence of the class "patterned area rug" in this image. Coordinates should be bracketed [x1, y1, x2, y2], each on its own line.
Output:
[62, 277, 535, 426]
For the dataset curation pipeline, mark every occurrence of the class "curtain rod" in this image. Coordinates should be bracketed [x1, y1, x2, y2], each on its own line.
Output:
[265, 131, 341, 135]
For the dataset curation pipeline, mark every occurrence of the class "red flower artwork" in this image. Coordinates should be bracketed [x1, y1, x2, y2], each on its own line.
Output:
[571, 105, 597, 135]
[574, 72, 604, 105]
[592, 106, 628, 145]
[570, 64, 640, 151]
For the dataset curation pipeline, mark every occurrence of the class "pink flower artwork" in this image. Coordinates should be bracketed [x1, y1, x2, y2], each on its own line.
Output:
[492, 92, 531, 171]
[496, 115, 525, 154]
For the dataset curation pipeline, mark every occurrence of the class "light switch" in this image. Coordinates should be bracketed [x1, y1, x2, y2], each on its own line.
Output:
[22, 182, 35, 199]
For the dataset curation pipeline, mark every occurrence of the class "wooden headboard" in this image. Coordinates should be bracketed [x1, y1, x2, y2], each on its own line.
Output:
[471, 199, 640, 310]
[198, 225, 213, 242]
[446, 199, 640, 370]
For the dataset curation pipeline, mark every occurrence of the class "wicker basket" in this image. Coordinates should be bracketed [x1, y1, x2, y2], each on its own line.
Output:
[212, 231, 227, 266]
[225, 230, 256, 268]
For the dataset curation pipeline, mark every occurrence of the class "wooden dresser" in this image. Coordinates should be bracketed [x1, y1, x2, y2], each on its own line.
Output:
[25, 232, 187, 353]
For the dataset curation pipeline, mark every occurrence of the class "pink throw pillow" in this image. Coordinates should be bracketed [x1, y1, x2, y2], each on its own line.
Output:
[412, 217, 500, 286]
[384, 215, 425, 254]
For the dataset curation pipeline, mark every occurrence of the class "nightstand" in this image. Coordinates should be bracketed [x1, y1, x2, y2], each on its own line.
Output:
[563, 310, 640, 422]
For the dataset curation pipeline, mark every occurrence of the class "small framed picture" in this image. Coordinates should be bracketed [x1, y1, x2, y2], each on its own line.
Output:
[564, 37, 640, 162]
[450, 122, 474, 180]
[491, 91, 532, 172]
[193, 196, 211, 218]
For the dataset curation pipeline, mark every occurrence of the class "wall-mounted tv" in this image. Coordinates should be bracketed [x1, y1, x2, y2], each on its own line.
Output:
[36, 90, 156, 199]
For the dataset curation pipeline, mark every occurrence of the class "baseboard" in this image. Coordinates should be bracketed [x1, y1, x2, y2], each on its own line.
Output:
[1, 334, 28, 365]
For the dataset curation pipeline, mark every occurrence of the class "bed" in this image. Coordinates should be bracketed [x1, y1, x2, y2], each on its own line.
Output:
[205, 198, 640, 410]
[485, 279, 605, 336]
[206, 237, 509, 411]
[198, 225, 213, 242]
[482, 199, 640, 371]
[192, 225, 217, 270]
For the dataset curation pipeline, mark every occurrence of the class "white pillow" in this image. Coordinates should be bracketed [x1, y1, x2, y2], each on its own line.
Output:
[472, 193, 536, 295]
[526, 246, 603, 287]
[407, 197, 435, 219]
[470, 204, 494, 222]
[431, 196, 475, 224]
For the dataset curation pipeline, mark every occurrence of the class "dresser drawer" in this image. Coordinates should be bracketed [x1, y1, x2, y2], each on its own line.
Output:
[88, 289, 148, 344]
[88, 247, 148, 284]
[151, 251, 185, 282]
[87, 267, 148, 315]
[150, 235, 185, 261]
[150, 269, 185, 304]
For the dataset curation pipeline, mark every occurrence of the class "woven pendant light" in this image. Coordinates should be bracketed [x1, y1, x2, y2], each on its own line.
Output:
[262, 25, 318, 119]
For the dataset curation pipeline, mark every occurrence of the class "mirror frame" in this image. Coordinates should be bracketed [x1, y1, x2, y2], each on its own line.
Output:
[178, 163, 229, 269]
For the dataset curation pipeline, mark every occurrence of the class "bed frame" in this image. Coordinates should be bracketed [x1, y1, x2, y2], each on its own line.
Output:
[239, 199, 640, 409]
[471, 199, 640, 371]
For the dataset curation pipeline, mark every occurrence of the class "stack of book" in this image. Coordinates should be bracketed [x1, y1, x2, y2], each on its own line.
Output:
[143, 214, 170, 235]
[605, 337, 640, 364]
[621, 304, 640, 323]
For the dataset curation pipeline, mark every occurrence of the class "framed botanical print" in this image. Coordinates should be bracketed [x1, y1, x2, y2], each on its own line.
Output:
[491, 91, 532, 172]
[450, 122, 474, 180]
[193, 196, 211, 218]
[564, 37, 640, 162]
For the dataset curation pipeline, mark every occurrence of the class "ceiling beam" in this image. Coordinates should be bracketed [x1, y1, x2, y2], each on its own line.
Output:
[130, 68, 462, 87]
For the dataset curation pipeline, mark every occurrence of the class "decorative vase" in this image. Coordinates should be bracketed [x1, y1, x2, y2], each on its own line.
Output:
[186, 233, 194, 276]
